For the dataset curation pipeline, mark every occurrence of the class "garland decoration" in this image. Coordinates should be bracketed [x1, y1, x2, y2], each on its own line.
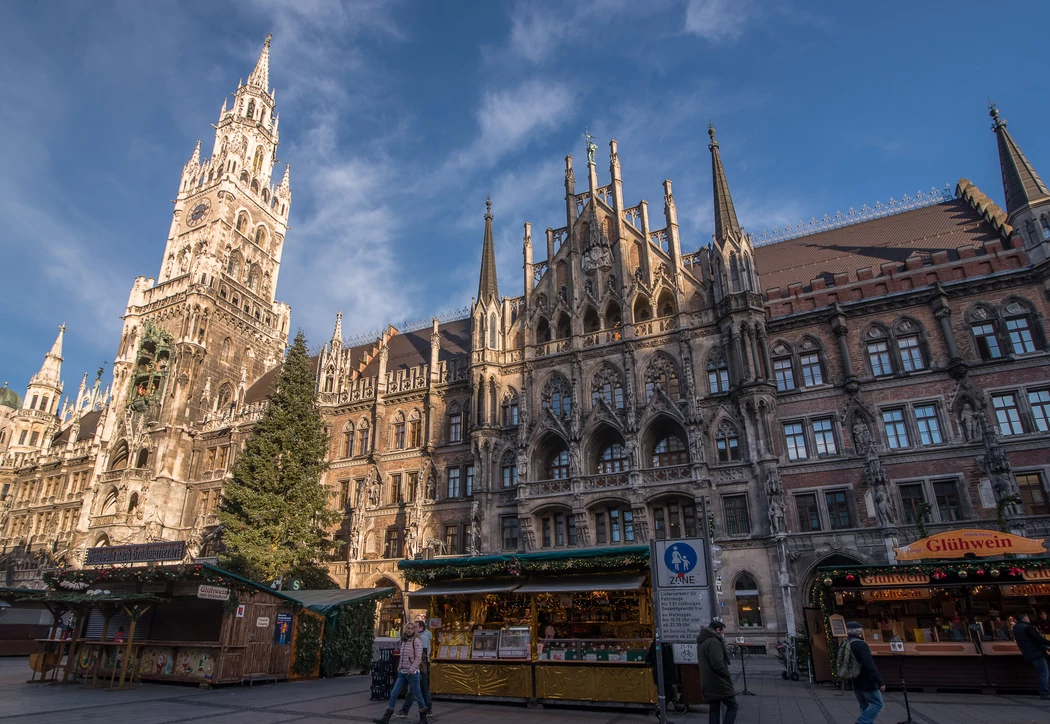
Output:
[292, 612, 323, 677]
[399, 547, 649, 584]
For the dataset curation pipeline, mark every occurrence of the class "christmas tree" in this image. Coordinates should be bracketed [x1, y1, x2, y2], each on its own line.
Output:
[219, 330, 339, 586]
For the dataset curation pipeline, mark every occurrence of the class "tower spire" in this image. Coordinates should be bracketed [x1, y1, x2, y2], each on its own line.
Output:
[990, 102, 1050, 221]
[30, 324, 65, 390]
[477, 197, 499, 305]
[248, 34, 272, 92]
[709, 123, 742, 246]
[188, 139, 201, 167]
[331, 310, 343, 350]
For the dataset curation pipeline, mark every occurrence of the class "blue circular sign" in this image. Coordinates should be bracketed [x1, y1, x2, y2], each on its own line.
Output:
[664, 542, 697, 576]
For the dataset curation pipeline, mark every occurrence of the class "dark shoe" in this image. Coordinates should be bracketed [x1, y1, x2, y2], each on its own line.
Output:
[419, 713, 429, 724]
[394, 711, 408, 718]
[375, 707, 395, 724]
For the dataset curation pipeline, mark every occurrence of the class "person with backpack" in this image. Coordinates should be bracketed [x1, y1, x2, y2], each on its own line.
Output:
[375, 622, 427, 724]
[1012, 613, 1050, 699]
[837, 622, 884, 724]
[697, 620, 738, 724]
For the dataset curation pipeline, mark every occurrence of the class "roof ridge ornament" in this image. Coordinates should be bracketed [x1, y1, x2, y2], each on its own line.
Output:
[752, 184, 954, 247]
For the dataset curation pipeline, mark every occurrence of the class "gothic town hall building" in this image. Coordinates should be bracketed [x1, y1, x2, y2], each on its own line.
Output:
[3, 38, 1050, 648]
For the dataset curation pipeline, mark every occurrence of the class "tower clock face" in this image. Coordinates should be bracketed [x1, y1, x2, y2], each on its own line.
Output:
[187, 199, 211, 227]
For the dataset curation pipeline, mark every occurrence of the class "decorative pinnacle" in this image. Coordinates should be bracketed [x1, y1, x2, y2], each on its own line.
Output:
[485, 195, 492, 219]
[708, 122, 719, 150]
[989, 99, 1007, 130]
[265, 33, 272, 48]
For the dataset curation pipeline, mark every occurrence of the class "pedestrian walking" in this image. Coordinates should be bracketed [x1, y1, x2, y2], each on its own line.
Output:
[399, 614, 433, 717]
[696, 620, 738, 724]
[1012, 613, 1050, 699]
[375, 622, 427, 724]
[838, 622, 884, 724]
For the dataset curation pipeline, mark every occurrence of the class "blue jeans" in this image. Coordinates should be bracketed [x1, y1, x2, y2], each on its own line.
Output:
[388, 672, 423, 712]
[853, 688, 883, 724]
[402, 670, 432, 711]
[1031, 656, 1050, 697]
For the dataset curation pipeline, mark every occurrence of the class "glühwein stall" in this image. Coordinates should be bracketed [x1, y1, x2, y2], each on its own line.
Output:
[810, 528, 1050, 692]
[399, 547, 657, 706]
[24, 542, 325, 687]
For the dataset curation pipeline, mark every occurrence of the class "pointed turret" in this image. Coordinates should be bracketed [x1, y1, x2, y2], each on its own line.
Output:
[990, 103, 1050, 221]
[188, 139, 201, 167]
[280, 164, 291, 190]
[248, 34, 272, 92]
[30, 325, 65, 391]
[709, 123, 742, 247]
[477, 197, 499, 305]
[331, 310, 343, 351]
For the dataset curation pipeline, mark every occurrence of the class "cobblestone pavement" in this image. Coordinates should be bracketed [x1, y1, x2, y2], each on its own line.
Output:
[1, 656, 1047, 724]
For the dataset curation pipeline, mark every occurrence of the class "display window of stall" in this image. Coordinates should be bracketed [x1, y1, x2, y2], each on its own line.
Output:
[430, 593, 532, 661]
[532, 587, 652, 663]
[377, 586, 404, 638]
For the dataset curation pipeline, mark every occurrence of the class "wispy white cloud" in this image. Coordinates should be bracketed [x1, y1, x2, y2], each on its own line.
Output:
[684, 0, 754, 42]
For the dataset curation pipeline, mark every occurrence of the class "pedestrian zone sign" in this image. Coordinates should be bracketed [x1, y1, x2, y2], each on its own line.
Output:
[654, 538, 708, 588]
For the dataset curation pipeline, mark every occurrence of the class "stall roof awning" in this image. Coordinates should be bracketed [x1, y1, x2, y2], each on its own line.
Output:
[408, 580, 522, 598]
[284, 588, 394, 613]
[515, 573, 647, 594]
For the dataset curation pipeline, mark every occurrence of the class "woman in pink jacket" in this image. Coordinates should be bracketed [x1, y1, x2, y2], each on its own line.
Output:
[376, 622, 427, 724]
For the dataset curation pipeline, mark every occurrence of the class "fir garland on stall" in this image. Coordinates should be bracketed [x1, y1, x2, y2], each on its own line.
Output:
[400, 549, 649, 584]
[320, 600, 378, 677]
[292, 613, 324, 677]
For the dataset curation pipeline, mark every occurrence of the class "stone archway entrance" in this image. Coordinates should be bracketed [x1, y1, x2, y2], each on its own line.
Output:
[374, 576, 404, 638]
[803, 553, 864, 683]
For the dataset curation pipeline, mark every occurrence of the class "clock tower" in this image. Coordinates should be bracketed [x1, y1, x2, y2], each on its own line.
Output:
[85, 36, 292, 547]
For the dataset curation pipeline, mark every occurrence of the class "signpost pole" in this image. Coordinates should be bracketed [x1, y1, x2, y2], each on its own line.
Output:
[700, 497, 718, 620]
[649, 540, 669, 724]
[893, 644, 914, 724]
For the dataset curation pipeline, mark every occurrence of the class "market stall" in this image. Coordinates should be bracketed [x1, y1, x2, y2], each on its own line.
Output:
[30, 563, 324, 687]
[0, 587, 52, 656]
[284, 587, 392, 678]
[399, 547, 657, 707]
[810, 528, 1050, 693]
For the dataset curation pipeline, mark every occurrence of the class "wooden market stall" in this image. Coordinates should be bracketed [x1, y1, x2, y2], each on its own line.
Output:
[0, 587, 52, 656]
[810, 528, 1050, 693]
[28, 563, 324, 687]
[399, 547, 657, 707]
[284, 588, 393, 678]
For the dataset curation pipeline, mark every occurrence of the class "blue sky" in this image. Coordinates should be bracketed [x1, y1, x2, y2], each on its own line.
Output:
[2, 0, 1049, 397]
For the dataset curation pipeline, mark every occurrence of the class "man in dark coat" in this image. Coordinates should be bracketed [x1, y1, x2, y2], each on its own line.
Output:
[696, 620, 737, 724]
[1013, 613, 1050, 699]
[846, 622, 885, 724]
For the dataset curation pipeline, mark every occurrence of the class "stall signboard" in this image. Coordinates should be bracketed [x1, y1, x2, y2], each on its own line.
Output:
[1002, 583, 1050, 596]
[860, 588, 931, 601]
[1023, 569, 1050, 582]
[84, 541, 186, 566]
[197, 584, 230, 601]
[893, 529, 1047, 561]
[860, 573, 929, 586]
[651, 538, 711, 643]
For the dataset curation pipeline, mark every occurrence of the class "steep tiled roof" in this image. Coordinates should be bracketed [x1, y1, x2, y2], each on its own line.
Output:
[242, 355, 320, 406]
[358, 318, 471, 377]
[51, 410, 101, 444]
[753, 198, 1003, 296]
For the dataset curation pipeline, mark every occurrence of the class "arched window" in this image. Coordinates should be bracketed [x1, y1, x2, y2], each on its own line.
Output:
[652, 435, 688, 468]
[1027, 220, 1039, 244]
[644, 355, 681, 401]
[392, 411, 406, 450]
[255, 227, 267, 247]
[797, 337, 825, 387]
[535, 317, 551, 344]
[771, 342, 796, 391]
[1002, 299, 1043, 355]
[591, 365, 624, 409]
[220, 337, 232, 363]
[546, 448, 569, 480]
[236, 212, 249, 234]
[597, 442, 628, 473]
[555, 312, 571, 340]
[252, 147, 264, 176]
[135, 448, 149, 468]
[715, 421, 740, 462]
[583, 306, 600, 333]
[447, 404, 463, 443]
[538, 507, 576, 548]
[127, 492, 139, 514]
[542, 375, 572, 419]
[219, 136, 228, 156]
[216, 383, 234, 410]
[100, 489, 118, 517]
[324, 373, 334, 393]
[358, 419, 371, 455]
[707, 351, 729, 393]
[633, 295, 652, 322]
[604, 301, 622, 333]
[109, 441, 129, 471]
[893, 318, 928, 372]
[342, 422, 355, 458]
[501, 451, 518, 487]
[502, 393, 519, 427]
[657, 290, 676, 317]
[734, 573, 763, 627]
[863, 324, 894, 376]
[651, 498, 697, 539]
[246, 99, 256, 119]
[1042, 215, 1050, 240]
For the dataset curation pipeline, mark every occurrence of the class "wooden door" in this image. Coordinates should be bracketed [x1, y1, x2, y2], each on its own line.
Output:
[247, 602, 278, 676]
[805, 608, 831, 683]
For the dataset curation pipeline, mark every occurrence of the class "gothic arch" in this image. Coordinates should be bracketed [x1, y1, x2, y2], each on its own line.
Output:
[540, 372, 572, 419]
[555, 312, 571, 340]
[603, 300, 622, 330]
[99, 488, 118, 516]
[254, 226, 267, 247]
[109, 440, 129, 471]
[801, 553, 866, 606]
[583, 305, 600, 333]
[535, 317, 551, 344]
[586, 423, 628, 475]
[531, 430, 570, 481]
[644, 352, 681, 401]
[633, 294, 652, 322]
[641, 415, 689, 468]
[216, 382, 234, 411]
[250, 179, 260, 194]
[236, 211, 250, 235]
[589, 363, 625, 410]
[656, 289, 677, 317]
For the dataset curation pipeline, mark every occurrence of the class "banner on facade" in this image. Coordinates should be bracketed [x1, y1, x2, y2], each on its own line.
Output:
[84, 541, 187, 566]
[893, 529, 1046, 561]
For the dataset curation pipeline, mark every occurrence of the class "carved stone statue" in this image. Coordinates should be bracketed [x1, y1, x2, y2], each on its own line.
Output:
[769, 497, 786, 535]
[569, 444, 582, 478]
[766, 469, 784, 497]
[688, 423, 705, 464]
[469, 500, 482, 554]
[852, 420, 872, 452]
[961, 402, 980, 441]
[874, 485, 896, 526]
[366, 473, 381, 509]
